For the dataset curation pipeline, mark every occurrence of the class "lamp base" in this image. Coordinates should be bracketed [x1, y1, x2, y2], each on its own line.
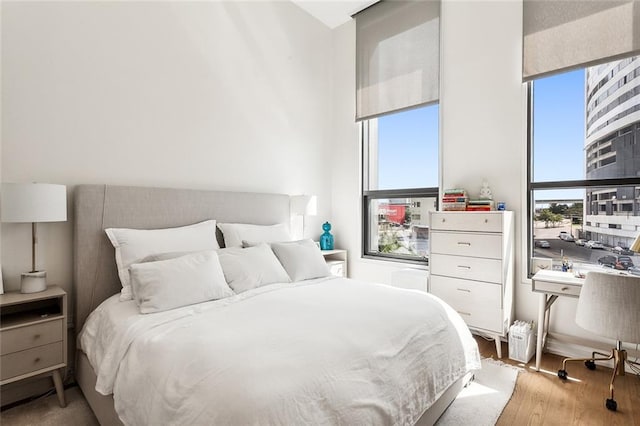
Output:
[21, 271, 47, 294]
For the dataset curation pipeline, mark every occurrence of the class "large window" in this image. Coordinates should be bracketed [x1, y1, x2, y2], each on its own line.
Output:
[362, 105, 439, 262]
[529, 56, 640, 275]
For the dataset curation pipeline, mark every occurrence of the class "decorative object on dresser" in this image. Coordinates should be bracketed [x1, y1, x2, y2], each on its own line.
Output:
[319, 221, 334, 250]
[290, 194, 317, 239]
[557, 271, 640, 412]
[429, 211, 515, 358]
[0, 286, 67, 407]
[0, 183, 67, 293]
[320, 248, 347, 277]
[441, 188, 468, 211]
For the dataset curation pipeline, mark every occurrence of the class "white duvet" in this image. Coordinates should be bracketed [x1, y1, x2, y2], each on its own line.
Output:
[79, 277, 480, 426]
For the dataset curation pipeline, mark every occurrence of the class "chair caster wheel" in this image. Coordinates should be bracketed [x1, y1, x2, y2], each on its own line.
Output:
[558, 369, 568, 380]
[606, 398, 617, 411]
[585, 360, 596, 370]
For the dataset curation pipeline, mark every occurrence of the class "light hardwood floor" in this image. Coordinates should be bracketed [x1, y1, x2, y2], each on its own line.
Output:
[475, 337, 640, 426]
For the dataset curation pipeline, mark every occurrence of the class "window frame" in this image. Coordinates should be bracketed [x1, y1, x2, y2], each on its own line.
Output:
[526, 81, 640, 277]
[360, 118, 439, 264]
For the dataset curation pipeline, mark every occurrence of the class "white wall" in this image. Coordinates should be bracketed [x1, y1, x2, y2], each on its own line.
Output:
[330, 0, 599, 348]
[1, 2, 333, 303]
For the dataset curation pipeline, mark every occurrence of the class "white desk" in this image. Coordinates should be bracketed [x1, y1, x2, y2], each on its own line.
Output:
[531, 270, 584, 371]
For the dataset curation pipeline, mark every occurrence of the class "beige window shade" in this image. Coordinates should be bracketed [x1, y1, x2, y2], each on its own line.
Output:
[523, 0, 640, 81]
[356, 0, 440, 121]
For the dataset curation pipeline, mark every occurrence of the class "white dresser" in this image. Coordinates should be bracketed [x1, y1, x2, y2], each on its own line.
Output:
[429, 211, 514, 358]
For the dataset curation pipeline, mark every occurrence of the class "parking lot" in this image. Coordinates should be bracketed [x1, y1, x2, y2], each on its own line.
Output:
[532, 221, 638, 268]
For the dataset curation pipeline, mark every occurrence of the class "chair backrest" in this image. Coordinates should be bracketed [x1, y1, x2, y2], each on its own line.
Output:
[576, 271, 640, 344]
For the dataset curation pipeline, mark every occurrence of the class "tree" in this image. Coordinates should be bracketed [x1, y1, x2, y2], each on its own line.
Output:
[549, 203, 569, 215]
[536, 209, 562, 228]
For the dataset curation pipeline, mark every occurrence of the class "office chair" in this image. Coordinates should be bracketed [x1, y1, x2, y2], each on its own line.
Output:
[557, 271, 640, 411]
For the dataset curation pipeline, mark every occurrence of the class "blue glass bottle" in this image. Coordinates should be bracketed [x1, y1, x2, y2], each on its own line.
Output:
[320, 222, 334, 250]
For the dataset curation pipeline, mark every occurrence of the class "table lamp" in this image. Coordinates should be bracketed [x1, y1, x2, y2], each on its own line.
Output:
[1, 183, 67, 293]
[291, 195, 317, 239]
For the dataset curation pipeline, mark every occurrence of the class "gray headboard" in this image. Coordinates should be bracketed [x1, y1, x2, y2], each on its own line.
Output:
[73, 184, 291, 332]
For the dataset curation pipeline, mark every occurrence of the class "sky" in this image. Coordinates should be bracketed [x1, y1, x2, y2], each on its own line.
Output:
[376, 69, 586, 202]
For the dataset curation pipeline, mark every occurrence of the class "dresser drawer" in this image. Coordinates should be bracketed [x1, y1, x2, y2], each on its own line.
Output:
[430, 253, 503, 283]
[1, 319, 64, 355]
[430, 275, 502, 332]
[1, 342, 64, 381]
[431, 212, 503, 233]
[430, 231, 502, 259]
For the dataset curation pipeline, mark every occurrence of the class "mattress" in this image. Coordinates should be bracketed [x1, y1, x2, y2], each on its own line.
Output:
[78, 277, 480, 425]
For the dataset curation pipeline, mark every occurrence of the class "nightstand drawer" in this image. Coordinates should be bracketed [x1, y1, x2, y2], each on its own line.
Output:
[430, 254, 502, 283]
[430, 275, 502, 332]
[430, 231, 502, 259]
[1, 319, 64, 355]
[1, 342, 64, 381]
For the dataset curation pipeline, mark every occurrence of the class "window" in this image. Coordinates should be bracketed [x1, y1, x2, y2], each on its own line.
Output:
[362, 105, 439, 262]
[528, 56, 640, 274]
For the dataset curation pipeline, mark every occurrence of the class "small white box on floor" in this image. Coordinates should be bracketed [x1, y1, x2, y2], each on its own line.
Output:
[508, 321, 535, 363]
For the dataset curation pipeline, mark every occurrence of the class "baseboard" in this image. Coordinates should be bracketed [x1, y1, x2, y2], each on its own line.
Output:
[545, 332, 640, 373]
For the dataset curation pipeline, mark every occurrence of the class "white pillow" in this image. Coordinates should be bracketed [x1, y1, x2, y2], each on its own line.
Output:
[129, 251, 234, 314]
[217, 244, 291, 293]
[105, 220, 219, 301]
[270, 239, 331, 282]
[217, 223, 290, 248]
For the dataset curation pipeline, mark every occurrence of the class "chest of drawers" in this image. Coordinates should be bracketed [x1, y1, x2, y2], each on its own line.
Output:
[429, 211, 514, 358]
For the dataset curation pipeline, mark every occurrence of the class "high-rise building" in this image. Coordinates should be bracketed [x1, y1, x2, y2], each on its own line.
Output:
[584, 56, 640, 247]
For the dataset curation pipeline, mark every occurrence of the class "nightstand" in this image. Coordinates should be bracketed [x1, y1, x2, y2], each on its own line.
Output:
[0, 286, 67, 407]
[321, 249, 348, 277]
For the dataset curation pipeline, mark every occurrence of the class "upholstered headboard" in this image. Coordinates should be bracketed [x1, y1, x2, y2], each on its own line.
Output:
[73, 184, 291, 332]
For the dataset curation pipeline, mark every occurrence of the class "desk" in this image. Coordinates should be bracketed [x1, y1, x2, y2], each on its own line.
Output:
[531, 270, 584, 371]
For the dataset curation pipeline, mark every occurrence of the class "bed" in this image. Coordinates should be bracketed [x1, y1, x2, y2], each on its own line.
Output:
[73, 184, 481, 425]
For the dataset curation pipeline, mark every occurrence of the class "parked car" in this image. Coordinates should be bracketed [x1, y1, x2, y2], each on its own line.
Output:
[585, 240, 605, 249]
[612, 246, 634, 255]
[628, 266, 640, 276]
[534, 240, 551, 248]
[558, 231, 568, 238]
[575, 239, 586, 246]
[598, 255, 634, 270]
[598, 255, 617, 268]
[563, 235, 575, 242]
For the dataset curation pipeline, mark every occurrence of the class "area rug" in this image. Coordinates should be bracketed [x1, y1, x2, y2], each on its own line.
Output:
[436, 358, 521, 426]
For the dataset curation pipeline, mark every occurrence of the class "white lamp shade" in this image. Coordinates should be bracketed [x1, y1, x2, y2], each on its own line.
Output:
[576, 271, 640, 344]
[291, 195, 317, 217]
[1, 183, 67, 223]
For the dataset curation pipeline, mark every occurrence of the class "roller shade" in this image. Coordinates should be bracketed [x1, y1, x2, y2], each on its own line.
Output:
[523, 0, 640, 81]
[356, 0, 440, 121]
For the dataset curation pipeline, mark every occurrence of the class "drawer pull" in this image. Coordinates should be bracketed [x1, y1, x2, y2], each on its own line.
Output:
[456, 288, 471, 293]
[561, 286, 569, 291]
[457, 311, 471, 316]
[457, 265, 471, 269]
[34, 357, 41, 364]
[33, 334, 41, 340]
[457, 242, 471, 246]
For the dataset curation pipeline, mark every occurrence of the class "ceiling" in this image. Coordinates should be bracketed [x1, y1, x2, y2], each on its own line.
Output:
[291, 0, 377, 29]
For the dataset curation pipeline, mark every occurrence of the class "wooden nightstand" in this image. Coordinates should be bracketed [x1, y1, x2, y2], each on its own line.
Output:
[0, 286, 67, 407]
[321, 249, 348, 277]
